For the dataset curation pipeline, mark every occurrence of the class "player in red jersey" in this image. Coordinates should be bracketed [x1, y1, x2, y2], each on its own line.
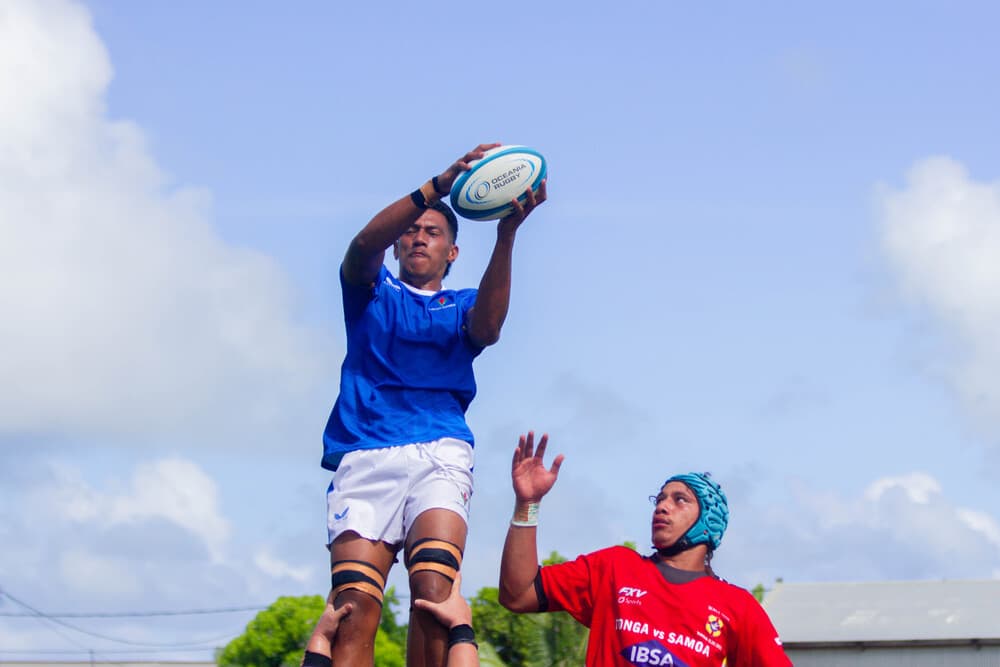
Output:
[498, 432, 792, 667]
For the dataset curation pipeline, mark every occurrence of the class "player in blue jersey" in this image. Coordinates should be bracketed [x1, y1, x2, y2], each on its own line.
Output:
[319, 143, 546, 667]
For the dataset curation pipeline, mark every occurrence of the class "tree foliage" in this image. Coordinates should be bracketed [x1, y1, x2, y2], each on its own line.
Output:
[470, 552, 588, 667]
[217, 595, 325, 667]
[217, 551, 598, 667]
[217, 592, 406, 667]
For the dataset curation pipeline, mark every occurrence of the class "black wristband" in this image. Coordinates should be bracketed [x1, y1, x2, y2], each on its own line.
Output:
[432, 175, 448, 195]
[447, 623, 478, 649]
[302, 650, 332, 667]
[410, 189, 428, 209]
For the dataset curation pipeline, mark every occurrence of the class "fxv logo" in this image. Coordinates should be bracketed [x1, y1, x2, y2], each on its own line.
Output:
[618, 587, 648, 599]
[618, 586, 648, 606]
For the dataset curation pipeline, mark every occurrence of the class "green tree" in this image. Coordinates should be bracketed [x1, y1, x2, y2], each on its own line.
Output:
[376, 586, 406, 667]
[217, 595, 325, 667]
[471, 551, 587, 667]
[217, 593, 406, 667]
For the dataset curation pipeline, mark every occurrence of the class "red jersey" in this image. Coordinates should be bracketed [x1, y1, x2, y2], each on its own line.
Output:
[540, 546, 792, 667]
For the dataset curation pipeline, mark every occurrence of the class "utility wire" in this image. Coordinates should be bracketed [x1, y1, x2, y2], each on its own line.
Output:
[0, 589, 241, 648]
[0, 604, 266, 618]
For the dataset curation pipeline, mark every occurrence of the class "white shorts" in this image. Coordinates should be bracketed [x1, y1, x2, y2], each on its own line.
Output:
[326, 437, 474, 546]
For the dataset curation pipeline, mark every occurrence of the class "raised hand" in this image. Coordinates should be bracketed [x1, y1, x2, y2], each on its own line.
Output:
[511, 431, 564, 503]
[498, 179, 547, 235]
[434, 143, 502, 194]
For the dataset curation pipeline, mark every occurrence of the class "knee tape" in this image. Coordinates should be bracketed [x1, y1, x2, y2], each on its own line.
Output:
[405, 538, 463, 582]
[331, 560, 386, 605]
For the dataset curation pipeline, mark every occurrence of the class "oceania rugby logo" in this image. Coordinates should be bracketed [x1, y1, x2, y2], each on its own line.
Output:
[621, 640, 689, 667]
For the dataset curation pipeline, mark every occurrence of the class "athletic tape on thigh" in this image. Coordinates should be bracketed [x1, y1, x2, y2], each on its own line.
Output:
[405, 538, 463, 581]
[331, 560, 386, 605]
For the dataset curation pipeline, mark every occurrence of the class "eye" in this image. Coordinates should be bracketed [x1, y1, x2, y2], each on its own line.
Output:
[650, 494, 667, 505]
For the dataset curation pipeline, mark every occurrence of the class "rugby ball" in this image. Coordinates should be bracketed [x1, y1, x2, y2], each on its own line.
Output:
[450, 145, 547, 221]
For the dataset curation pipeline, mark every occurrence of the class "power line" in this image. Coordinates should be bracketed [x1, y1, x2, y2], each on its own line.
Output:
[0, 604, 267, 618]
[0, 589, 242, 648]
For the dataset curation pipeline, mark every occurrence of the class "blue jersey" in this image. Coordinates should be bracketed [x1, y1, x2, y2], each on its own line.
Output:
[322, 265, 483, 471]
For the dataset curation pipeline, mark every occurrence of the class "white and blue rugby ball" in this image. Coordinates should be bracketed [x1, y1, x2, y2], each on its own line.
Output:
[450, 145, 547, 221]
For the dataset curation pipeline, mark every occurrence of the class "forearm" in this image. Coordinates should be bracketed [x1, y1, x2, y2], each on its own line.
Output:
[304, 631, 331, 658]
[447, 642, 479, 666]
[498, 501, 542, 612]
[467, 230, 516, 346]
[343, 186, 435, 284]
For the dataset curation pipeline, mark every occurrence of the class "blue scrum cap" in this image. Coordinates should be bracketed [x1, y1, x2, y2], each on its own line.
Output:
[663, 472, 729, 550]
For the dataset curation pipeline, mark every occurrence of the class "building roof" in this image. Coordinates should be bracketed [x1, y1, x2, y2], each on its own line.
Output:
[763, 579, 1000, 644]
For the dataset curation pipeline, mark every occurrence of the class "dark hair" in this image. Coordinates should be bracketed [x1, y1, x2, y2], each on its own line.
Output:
[430, 201, 458, 242]
[429, 201, 459, 278]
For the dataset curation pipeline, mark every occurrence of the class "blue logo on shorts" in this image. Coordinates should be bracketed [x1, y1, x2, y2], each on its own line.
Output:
[334, 507, 350, 521]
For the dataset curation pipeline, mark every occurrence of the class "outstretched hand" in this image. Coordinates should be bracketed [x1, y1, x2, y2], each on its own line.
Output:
[511, 431, 564, 503]
[412, 572, 473, 629]
[434, 143, 502, 194]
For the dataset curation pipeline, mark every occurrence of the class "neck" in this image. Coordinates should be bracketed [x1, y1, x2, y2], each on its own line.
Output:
[399, 271, 443, 292]
[655, 544, 709, 572]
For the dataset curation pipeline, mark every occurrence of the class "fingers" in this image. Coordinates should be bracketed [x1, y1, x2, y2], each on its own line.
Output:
[470, 142, 501, 156]
[449, 572, 464, 601]
[515, 431, 552, 463]
[457, 143, 501, 171]
[534, 433, 549, 460]
[501, 179, 547, 224]
[331, 602, 353, 622]
[412, 574, 471, 628]
[550, 453, 565, 476]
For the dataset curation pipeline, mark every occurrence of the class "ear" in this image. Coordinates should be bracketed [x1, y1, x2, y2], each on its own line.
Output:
[448, 243, 459, 263]
[392, 240, 400, 260]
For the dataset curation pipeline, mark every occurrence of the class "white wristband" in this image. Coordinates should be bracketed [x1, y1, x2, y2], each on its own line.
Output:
[511, 502, 539, 527]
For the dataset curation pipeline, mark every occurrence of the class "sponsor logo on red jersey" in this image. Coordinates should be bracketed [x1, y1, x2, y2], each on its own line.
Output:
[618, 586, 648, 605]
[621, 640, 689, 666]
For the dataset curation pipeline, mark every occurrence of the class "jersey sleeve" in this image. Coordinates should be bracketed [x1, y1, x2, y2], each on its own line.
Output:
[340, 264, 386, 320]
[538, 552, 597, 627]
[455, 287, 484, 352]
[729, 592, 793, 667]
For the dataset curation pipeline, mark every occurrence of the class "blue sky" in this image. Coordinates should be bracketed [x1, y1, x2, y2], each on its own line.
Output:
[2, 0, 1000, 661]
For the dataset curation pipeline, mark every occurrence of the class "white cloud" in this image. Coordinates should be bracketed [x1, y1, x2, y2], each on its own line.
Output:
[956, 508, 1000, 549]
[877, 157, 1000, 437]
[253, 550, 314, 583]
[864, 472, 940, 504]
[40, 457, 231, 562]
[0, 0, 334, 442]
[723, 471, 1000, 585]
[58, 548, 142, 596]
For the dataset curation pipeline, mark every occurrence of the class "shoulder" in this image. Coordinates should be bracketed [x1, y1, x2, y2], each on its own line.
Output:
[702, 578, 767, 613]
[578, 545, 646, 568]
[342, 264, 393, 292]
[452, 287, 478, 307]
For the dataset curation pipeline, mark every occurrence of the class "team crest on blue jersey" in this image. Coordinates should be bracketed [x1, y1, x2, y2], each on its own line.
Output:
[621, 640, 689, 666]
[428, 295, 455, 312]
[705, 614, 724, 637]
